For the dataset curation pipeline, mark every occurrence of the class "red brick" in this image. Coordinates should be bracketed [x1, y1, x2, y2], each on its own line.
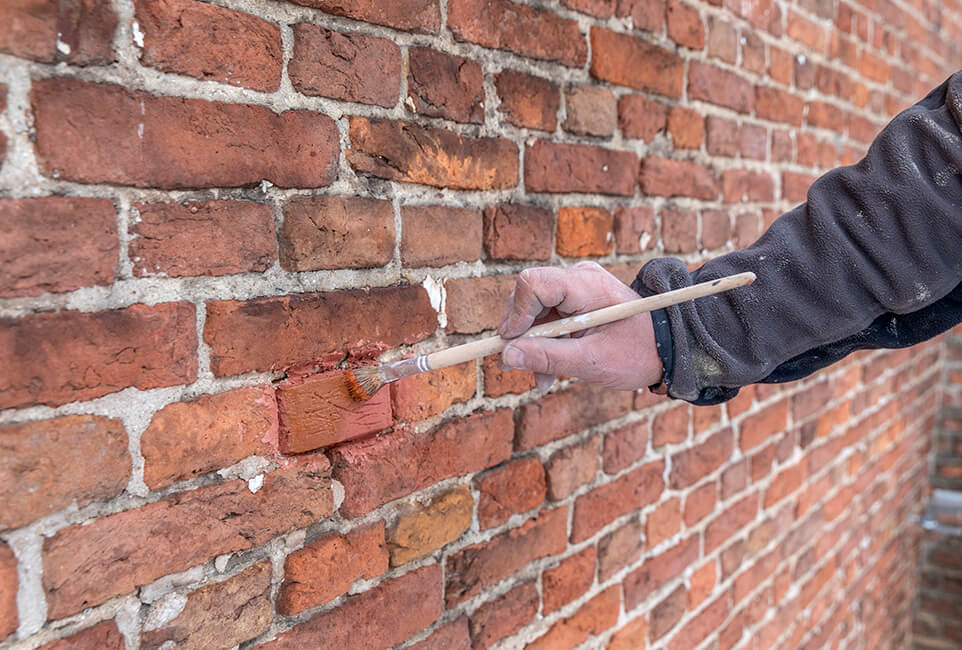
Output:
[786, 9, 826, 51]
[607, 616, 647, 650]
[408, 47, 484, 124]
[616, 0, 664, 32]
[769, 46, 793, 84]
[688, 62, 754, 114]
[546, 437, 602, 500]
[613, 206, 655, 255]
[495, 70, 560, 132]
[667, 594, 729, 650]
[0, 0, 116, 65]
[725, 0, 781, 35]
[525, 140, 637, 196]
[40, 621, 124, 650]
[470, 581, 539, 649]
[618, 95, 667, 141]
[733, 211, 762, 248]
[623, 535, 698, 608]
[598, 519, 643, 581]
[133, 200, 277, 278]
[721, 170, 775, 203]
[483, 204, 554, 261]
[564, 85, 618, 137]
[0, 542, 17, 639]
[739, 399, 789, 450]
[739, 123, 767, 160]
[661, 208, 698, 254]
[1, 302, 196, 409]
[141, 561, 272, 649]
[517, 382, 633, 450]
[764, 463, 804, 508]
[331, 410, 514, 518]
[0, 86, 5, 165]
[0, 197, 116, 297]
[741, 30, 765, 74]
[650, 585, 687, 640]
[543, 547, 596, 614]
[290, 24, 400, 107]
[689, 562, 716, 608]
[448, 0, 587, 66]
[349, 117, 518, 190]
[705, 116, 739, 157]
[483, 355, 536, 397]
[647, 497, 682, 546]
[564, 0, 616, 16]
[392, 361, 476, 422]
[572, 460, 665, 542]
[684, 482, 717, 525]
[477, 457, 546, 529]
[707, 17, 737, 62]
[704, 492, 758, 553]
[387, 486, 473, 566]
[43, 466, 334, 618]
[859, 49, 890, 83]
[669, 428, 734, 488]
[279, 522, 388, 615]
[135, 0, 281, 91]
[805, 101, 844, 130]
[32, 78, 337, 189]
[557, 207, 613, 257]
[641, 157, 719, 200]
[667, 106, 704, 149]
[264, 565, 442, 649]
[603, 420, 649, 474]
[445, 507, 567, 606]
[782, 171, 815, 203]
[204, 286, 435, 376]
[590, 27, 684, 97]
[666, 0, 705, 49]
[527, 586, 620, 650]
[402, 205, 483, 267]
[445, 274, 516, 334]
[701, 210, 731, 250]
[721, 458, 748, 499]
[283, 0, 440, 32]
[408, 618, 471, 650]
[653, 404, 690, 447]
[754, 86, 804, 126]
[141, 387, 276, 489]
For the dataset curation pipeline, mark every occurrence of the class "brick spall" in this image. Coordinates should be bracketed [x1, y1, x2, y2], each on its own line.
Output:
[0, 0, 959, 646]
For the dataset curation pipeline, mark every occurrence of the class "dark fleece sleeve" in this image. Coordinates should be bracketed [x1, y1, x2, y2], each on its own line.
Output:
[633, 70, 962, 404]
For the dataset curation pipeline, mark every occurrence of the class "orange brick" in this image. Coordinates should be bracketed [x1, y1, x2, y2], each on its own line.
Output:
[646, 497, 682, 547]
[391, 361, 476, 422]
[542, 546, 596, 613]
[476, 457, 546, 529]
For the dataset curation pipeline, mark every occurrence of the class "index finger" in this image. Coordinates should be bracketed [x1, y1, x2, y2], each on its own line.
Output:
[498, 267, 566, 339]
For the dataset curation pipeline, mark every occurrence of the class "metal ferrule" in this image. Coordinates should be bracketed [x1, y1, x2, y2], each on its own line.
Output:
[380, 356, 431, 384]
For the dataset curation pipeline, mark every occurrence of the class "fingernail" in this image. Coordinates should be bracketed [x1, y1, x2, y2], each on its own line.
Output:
[536, 374, 554, 391]
[503, 345, 524, 369]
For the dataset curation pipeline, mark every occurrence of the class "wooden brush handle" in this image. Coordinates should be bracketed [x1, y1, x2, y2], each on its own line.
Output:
[424, 271, 756, 371]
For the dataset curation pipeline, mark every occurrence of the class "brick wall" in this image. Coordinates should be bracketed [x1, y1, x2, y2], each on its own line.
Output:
[1, 0, 960, 648]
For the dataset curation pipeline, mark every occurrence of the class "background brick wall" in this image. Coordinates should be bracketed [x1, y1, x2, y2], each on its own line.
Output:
[1, 0, 960, 648]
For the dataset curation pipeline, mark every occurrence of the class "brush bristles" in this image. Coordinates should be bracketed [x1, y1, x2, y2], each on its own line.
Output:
[346, 367, 383, 401]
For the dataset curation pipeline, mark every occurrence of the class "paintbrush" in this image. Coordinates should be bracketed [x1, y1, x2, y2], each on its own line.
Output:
[346, 271, 756, 401]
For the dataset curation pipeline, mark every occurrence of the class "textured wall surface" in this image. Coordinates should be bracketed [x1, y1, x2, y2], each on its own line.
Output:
[1, 0, 961, 648]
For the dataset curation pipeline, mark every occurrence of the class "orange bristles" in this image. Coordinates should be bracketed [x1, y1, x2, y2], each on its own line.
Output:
[345, 367, 382, 401]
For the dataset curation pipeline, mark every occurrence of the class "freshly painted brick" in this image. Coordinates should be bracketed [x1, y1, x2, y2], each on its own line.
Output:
[386, 486, 474, 566]
[571, 460, 665, 542]
[445, 274, 517, 334]
[495, 70, 560, 131]
[556, 207, 613, 257]
[590, 27, 684, 97]
[0, 197, 117, 297]
[525, 140, 638, 196]
[476, 457, 546, 528]
[469, 581, 539, 648]
[401, 205, 483, 267]
[392, 362, 476, 422]
[32, 78, 338, 189]
[483, 204, 554, 261]
[282, 0, 441, 32]
[517, 382, 633, 450]
[407, 47, 484, 124]
[0, 302, 197, 409]
[542, 546, 597, 613]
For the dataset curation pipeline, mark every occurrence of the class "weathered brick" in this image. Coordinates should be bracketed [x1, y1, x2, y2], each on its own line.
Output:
[725, 0, 782, 35]
[204, 286, 435, 376]
[408, 47, 484, 124]
[618, 95, 667, 141]
[543, 547, 597, 614]
[667, 594, 730, 650]
[688, 562, 717, 608]
[564, 85, 618, 137]
[135, 0, 281, 91]
[755, 86, 805, 126]
[741, 30, 766, 74]
[616, 0, 664, 31]
[572, 460, 665, 542]
[590, 27, 683, 98]
[564, 0, 616, 16]
[688, 62, 754, 114]
[647, 497, 682, 547]
[264, 565, 442, 649]
[0, 197, 117, 297]
[477, 458, 546, 529]
[527, 586, 620, 649]
[613, 206, 655, 255]
[733, 211, 762, 248]
[495, 70, 560, 132]
[704, 492, 758, 553]
[279, 522, 388, 614]
[290, 24, 400, 107]
[557, 207, 613, 257]
[392, 362, 476, 422]
[722, 170, 775, 203]
[142, 561, 272, 649]
[40, 621, 124, 650]
[666, 0, 705, 49]
[517, 382, 633, 450]
[525, 140, 637, 195]
[445, 507, 567, 606]
[0, 86, 5, 165]
[281, 196, 394, 271]
[707, 17, 737, 62]
[470, 581, 539, 649]
[667, 106, 704, 149]
[603, 420, 649, 474]
[786, 8, 825, 51]
[32, 78, 338, 189]
[408, 618, 471, 650]
[349, 117, 519, 190]
[764, 463, 805, 507]
[483, 204, 554, 261]
[0, 542, 16, 639]
[739, 399, 789, 450]
[483, 355, 536, 397]
[705, 116, 739, 157]
[448, 0, 587, 66]
[445, 275, 516, 334]
[546, 437, 601, 500]
[387, 487, 473, 566]
[402, 205, 483, 267]
[641, 157, 718, 200]
[670, 428, 734, 488]
[683, 482, 717, 525]
[661, 208, 698, 254]
[623, 535, 698, 608]
[653, 404, 690, 447]
[782, 171, 815, 203]
[769, 46, 793, 84]
[607, 616, 647, 650]
[0, 0, 116, 65]
[598, 518, 643, 581]
[701, 209, 731, 250]
[650, 585, 687, 640]
[131, 201, 275, 277]
[282, 0, 441, 32]
[43, 467, 334, 618]
[331, 410, 514, 518]
[1, 302, 196, 409]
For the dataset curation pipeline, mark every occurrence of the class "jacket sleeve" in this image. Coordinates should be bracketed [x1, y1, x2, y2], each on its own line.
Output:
[632, 70, 962, 405]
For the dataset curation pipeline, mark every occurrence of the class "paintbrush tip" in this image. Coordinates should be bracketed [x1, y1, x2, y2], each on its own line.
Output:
[345, 367, 382, 401]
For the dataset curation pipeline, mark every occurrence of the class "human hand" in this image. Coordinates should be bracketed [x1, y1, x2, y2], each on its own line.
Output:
[498, 262, 664, 392]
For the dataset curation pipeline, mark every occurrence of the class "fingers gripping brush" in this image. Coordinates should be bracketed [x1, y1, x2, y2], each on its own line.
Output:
[346, 272, 756, 401]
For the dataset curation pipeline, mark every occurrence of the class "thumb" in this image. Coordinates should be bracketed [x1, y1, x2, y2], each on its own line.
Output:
[502, 337, 596, 382]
